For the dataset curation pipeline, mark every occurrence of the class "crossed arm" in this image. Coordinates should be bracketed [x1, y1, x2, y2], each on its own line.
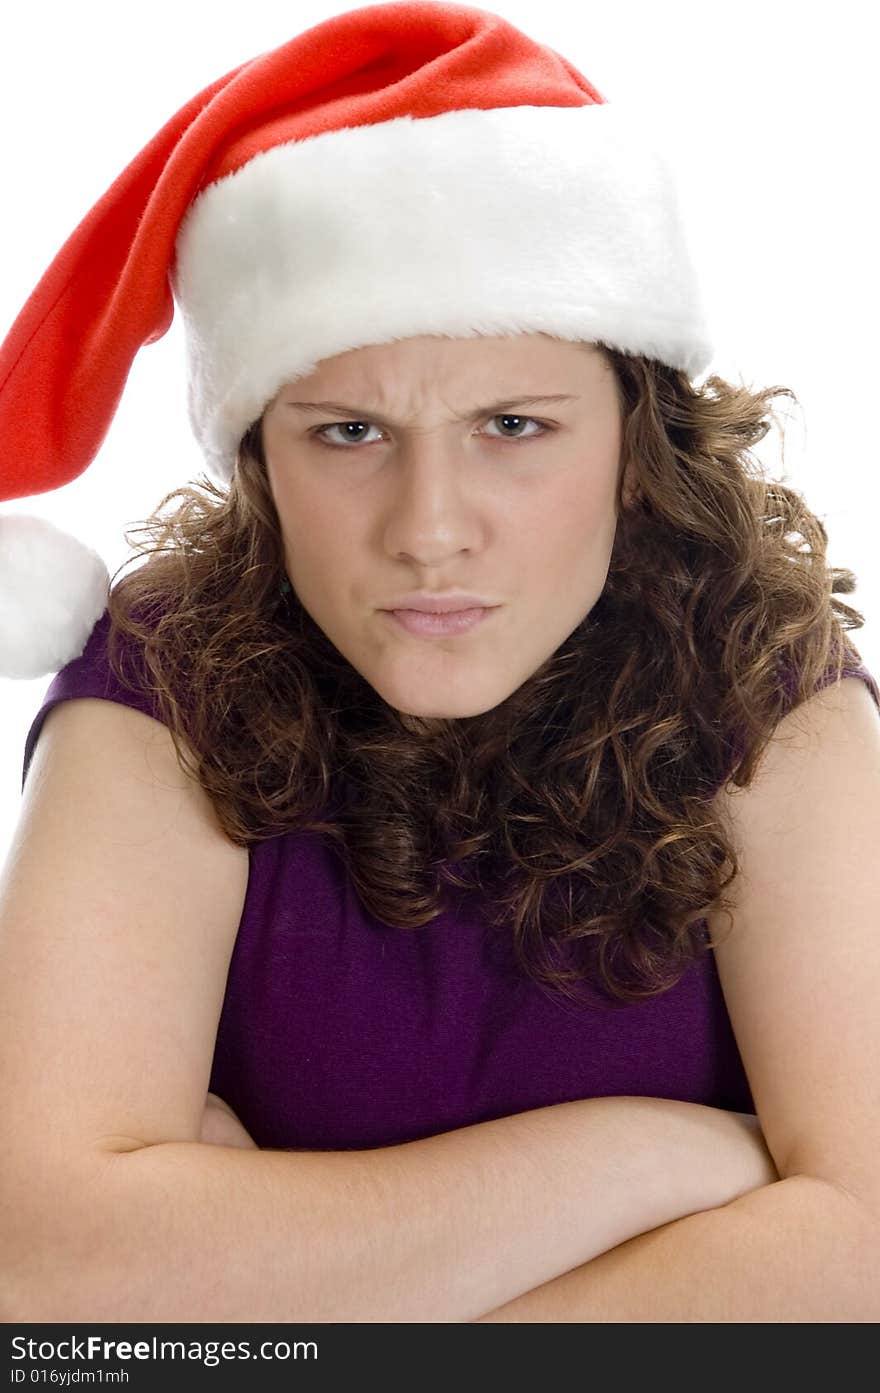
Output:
[473, 1175, 878, 1321]
[203, 1091, 879, 1322]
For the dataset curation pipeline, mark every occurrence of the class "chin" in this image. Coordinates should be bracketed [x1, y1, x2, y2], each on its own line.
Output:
[397, 703, 497, 720]
[378, 684, 509, 721]
[356, 656, 517, 721]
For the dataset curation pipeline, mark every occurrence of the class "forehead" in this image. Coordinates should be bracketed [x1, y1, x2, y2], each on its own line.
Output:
[299, 333, 606, 388]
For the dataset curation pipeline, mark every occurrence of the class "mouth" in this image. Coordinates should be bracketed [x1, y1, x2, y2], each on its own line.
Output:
[382, 606, 496, 637]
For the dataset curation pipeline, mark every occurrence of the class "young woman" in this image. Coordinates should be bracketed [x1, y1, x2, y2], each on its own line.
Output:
[1, 3, 878, 1323]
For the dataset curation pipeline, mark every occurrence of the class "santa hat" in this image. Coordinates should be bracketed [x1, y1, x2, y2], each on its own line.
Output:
[0, 0, 713, 679]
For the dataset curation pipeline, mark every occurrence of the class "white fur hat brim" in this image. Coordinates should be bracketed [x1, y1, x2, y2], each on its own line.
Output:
[173, 103, 714, 485]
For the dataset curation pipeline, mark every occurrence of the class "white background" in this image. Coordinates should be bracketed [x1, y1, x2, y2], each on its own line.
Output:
[1, 0, 877, 864]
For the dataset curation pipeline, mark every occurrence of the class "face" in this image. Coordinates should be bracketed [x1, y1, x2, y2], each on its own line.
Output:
[261, 333, 632, 719]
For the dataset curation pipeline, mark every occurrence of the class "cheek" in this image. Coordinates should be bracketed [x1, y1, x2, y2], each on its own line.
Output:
[523, 471, 617, 560]
[271, 481, 365, 601]
[270, 472, 337, 547]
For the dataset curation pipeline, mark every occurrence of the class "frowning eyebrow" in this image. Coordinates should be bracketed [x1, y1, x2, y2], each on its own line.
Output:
[283, 394, 579, 426]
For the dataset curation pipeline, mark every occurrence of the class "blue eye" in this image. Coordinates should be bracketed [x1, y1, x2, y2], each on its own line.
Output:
[312, 415, 550, 448]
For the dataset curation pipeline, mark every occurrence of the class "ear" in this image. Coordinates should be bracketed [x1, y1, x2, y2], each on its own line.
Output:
[619, 456, 642, 510]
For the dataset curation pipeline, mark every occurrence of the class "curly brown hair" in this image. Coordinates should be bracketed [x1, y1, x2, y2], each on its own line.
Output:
[104, 344, 868, 1006]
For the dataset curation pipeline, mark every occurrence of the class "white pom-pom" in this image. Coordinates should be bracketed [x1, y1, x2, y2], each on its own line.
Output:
[0, 513, 110, 679]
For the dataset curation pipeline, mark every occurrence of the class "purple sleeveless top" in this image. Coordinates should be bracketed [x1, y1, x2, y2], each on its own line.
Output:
[21, 610, 880, 1152]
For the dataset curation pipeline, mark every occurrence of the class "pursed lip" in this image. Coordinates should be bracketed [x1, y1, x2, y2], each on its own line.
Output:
[380, 592, 498, 614]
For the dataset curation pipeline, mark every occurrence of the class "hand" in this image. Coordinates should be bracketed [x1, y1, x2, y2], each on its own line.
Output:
[199, 1091, 259, 1149]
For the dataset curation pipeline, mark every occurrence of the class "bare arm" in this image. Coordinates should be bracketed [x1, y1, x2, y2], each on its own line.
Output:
[9, 1094, 777, 1323]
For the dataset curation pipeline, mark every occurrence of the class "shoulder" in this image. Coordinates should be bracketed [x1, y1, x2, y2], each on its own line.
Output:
[715, 672, 880, 837]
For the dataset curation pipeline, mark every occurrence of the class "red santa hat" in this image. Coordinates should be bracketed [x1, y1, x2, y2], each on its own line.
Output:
[0, 0, 713, 678]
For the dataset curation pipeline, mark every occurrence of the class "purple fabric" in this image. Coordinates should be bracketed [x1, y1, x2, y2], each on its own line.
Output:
[21, 610, 880, 1152]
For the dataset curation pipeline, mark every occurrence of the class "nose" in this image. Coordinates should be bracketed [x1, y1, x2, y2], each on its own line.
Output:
[381, 435, 485, 565]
